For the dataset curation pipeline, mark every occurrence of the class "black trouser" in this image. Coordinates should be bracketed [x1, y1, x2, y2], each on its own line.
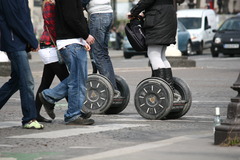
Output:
[35, 62, 69, 117]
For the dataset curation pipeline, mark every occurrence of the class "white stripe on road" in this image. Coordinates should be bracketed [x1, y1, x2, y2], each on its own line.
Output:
[67, 134, 211, 160]
[8, 124, 149, 139]
[0, 121, 21, 129]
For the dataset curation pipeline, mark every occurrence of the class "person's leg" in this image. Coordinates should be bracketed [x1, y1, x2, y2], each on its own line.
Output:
[160, 45, 174, 90]
[89, 13, 118, 90]
[8, 51, 37, 125]
[161, 45, 171, 68]
[53, 62, 69, 101]
[53, 62, 69, 81]
[148, 45, 166, 79]
[0, 53, 19, 109]
[35, 64, 55, 122]
[60, 44, 88, 123]
[41, 48, 73, 104]
[148, 45, 166, 70]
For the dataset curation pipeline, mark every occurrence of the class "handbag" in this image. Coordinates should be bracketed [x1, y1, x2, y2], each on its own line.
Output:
[45, 26, 64, 64]
[38, 47, 59, 64]
[125, 17, 147, 52]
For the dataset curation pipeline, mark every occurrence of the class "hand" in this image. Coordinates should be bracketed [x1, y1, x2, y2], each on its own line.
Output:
[84, 44, 91, 51]
[127, 12, 133, 19]
[32, 45, 40, 52]
[86, 35, 95, 45]
[139, 12, 144, 17]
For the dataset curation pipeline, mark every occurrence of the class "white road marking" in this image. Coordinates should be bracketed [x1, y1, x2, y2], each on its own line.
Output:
[0, 121, 21, 129]
[67, 134, 211, 160]
[0, 144, 17, 147]
[7, 124, 149, 139]
[192, 100, 229, 103]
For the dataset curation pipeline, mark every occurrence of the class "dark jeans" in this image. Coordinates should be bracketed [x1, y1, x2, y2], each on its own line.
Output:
[42, 44, 88, 123]
[0, 51, 36, 125]
[89, 13, 118, 89]
[35, 62, 69, 117]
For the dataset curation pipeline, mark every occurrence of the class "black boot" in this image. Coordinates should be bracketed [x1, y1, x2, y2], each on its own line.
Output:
[152, 68, 165, 80]
[165, 68, 174, 90]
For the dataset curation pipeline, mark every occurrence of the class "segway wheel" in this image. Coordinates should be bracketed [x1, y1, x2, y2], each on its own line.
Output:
[134, 77, 174, 120]
[165, 77, 192, 119]
[105, 75, 130, 114]
[83, 74, 114, 114]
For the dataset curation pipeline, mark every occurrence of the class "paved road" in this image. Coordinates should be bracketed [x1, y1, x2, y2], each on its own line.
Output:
[0, 49, 240, 160]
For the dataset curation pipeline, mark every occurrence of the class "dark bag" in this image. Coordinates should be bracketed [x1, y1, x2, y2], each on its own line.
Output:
[125, 18, 147, 52]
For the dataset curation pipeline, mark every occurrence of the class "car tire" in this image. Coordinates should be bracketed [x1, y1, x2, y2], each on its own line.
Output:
[123, 52, 132, 59]
[196, 42, 203, 55]
[144, 52, 148, 57]
[183, 41, 193, 56]
[211, 48, 219, 57]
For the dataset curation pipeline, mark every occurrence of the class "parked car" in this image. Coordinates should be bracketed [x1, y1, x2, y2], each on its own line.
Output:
[211, 16, 240, 57]
[123, 21, 192, 59]
[177, 9, 217, 54]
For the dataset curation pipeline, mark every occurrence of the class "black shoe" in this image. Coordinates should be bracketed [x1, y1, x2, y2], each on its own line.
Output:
[66, 117, 94, 125]
[80, 110, 92, 119]
[39, 92, 55, 119]
[36, 115, 52, 123]
[165, 68, 174, 91]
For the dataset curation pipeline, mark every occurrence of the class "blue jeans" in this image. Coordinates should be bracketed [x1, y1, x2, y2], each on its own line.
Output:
[0, 51, 36, 125]
[89, 13, 117, 89]
[42, 44, 88, 123]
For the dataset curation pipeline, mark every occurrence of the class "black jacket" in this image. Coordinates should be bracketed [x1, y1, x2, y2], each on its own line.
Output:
[55, 0, 89, 40]
[0, 0, 38, 52]
[131, 0, 177, 46]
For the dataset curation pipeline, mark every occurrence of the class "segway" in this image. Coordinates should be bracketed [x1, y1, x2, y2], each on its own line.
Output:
[82, 54, 130, 114]
[125, 16, 192, 120]
[134, 76, 192, 120]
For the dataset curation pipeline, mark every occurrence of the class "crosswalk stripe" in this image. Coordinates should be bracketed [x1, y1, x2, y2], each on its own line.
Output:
[8, 124, 149, 139]
[0, 121, 21, 129]
[67, 134, 211, 160]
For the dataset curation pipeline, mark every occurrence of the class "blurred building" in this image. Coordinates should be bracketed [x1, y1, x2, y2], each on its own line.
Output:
[28, 0, 240, 39]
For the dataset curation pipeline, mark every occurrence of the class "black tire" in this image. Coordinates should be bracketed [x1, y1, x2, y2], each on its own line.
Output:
[196, 42, 203, 55]
[186, 41, 193, 55]
[124, 52, 132, 59]
[165, 77, 192, 119]
[105, 75, 130, 114]
[211, 48, 219, 57]
[144, 52, 148, 57]
[82, 74, 114, 114]
[134, 77, 174, 120]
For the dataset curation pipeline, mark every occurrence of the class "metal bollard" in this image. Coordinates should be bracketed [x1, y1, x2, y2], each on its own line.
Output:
[214, 73, 240, 145]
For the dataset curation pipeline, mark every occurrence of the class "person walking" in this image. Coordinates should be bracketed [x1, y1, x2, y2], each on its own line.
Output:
[86, 0, 121, 98]
[0, 0, 44, 129]
[39, 0, 95, 125]
[128, 0, 177, 90]
[217, 0, 223, 14]
[35, 0, 69, 123]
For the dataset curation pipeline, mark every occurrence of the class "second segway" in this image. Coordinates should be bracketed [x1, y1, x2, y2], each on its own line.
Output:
[134, 76, 192, 120]
[83, 74, 130, 114]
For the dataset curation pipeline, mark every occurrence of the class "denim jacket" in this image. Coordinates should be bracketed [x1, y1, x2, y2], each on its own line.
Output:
[0, 0, 38, 52]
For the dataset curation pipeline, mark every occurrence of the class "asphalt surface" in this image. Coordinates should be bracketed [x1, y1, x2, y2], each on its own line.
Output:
[0, 49, 240, 160]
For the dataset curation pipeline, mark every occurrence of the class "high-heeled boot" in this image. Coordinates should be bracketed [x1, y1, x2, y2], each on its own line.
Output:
[165, 68, 174, 90]
[152, 68, 165, 80]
